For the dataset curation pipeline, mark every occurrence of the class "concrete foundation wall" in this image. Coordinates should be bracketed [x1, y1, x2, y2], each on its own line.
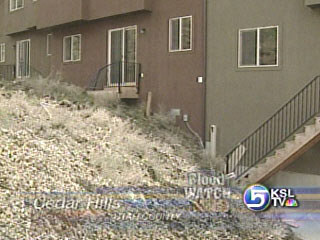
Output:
[265, 170, 320, 187]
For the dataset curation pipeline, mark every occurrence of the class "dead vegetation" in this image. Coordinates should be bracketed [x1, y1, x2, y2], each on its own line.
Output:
[0, 77, 202, 238]
[0, 76, 299, 240]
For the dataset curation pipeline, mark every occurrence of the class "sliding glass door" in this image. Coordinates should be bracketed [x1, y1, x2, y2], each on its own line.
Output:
[108, 26, 137, 86]
[16, 39, 31, 78]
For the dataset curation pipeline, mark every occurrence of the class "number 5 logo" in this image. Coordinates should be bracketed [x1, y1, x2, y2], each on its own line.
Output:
[243, 184, 271, 212]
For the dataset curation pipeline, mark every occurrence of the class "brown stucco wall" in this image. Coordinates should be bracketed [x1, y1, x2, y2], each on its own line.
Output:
[3, 0, 37, 35]
[37, 0, 83, 30]
[3, 0, 153, 34]
[51, 0, 205, 138]
[5, 30, 52, 76]
[1, 0, 206, 139]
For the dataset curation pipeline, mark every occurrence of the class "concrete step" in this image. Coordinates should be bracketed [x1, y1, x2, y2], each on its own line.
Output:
[284, 140, 296, 151]
[264, 157, 279, 169]
[118, 87, 139, 99]
[294, 132, 308, 143]
[275, 148, 287, 158]
[88, 87, 139, 99]
[305, 124, 317, 135]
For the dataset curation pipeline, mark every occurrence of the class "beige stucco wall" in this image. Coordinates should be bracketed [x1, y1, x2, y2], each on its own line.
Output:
[206, 0, 320, 155]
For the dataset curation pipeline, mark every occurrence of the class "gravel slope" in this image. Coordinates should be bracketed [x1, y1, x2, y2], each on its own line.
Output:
[0, 87, 301, 239]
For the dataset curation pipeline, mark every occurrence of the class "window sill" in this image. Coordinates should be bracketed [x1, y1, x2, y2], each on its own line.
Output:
[168, 49, 194, 56]
[9, 7, 24, 13]
[236, 65, 282, 72]
[169, 49, 192, 53]
[63, 60, 82, 65]
[17, 75, 30, 79]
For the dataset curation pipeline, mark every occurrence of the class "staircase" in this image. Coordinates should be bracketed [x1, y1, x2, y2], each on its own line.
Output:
[239, 116, 320, 185]
[225, 75, 320, 185]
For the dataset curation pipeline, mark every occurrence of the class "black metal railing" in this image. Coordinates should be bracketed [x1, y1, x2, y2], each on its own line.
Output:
[87, 61, 141, 94]
[226, 75, 320, 179]
[0, 65, 15, 80]
[29, 67, 43, 79]
[0, 65, 43, 80]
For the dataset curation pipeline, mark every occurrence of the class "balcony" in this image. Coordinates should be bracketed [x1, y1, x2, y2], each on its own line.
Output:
[3, 0, 37, 35]
[37, 0, 84, 29]
[3, 0, 152, 34]
[82, 0, 152, 21]
[305, 0, 320, 7]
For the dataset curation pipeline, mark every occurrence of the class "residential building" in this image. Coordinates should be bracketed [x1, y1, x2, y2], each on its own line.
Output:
[2, 0, 320, 188]
[0, 0, 206, 139]
[206, 0, 320, 186]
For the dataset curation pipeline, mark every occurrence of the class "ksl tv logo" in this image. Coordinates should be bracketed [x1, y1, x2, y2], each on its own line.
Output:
[243, 184, 299, 212]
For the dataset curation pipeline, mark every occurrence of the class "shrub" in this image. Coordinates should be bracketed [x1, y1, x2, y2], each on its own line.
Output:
[21, 76, 94, 105]
[197, 153, 226, 173]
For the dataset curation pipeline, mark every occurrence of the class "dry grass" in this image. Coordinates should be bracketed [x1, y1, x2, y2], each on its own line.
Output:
[89, 90, 120, 108]
[197, 154, 226, 172]
[0, 87, 201, 238]
[0, 78, 299, 240]
[2, 75, 94, 105]
[0, 107, 11, 129]
[1, 77, 208, 176]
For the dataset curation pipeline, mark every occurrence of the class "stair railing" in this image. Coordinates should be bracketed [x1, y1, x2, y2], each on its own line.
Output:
[87, 61, 141, 94]
[225, 75, 320, 180]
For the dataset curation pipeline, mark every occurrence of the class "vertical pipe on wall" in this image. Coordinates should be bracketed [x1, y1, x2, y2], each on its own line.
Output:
[210, 125, 217, 158]
[203, 0, 208, 146]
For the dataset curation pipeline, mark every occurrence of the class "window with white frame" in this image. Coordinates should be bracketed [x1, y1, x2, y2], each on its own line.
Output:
[169, 16, 192, 52]
[63, 34, 81, 62]
[10, 0, 24, 11]
[0, 44, 5, 63]
[47, 34, 52, 56]
[239, 26, 278, 67]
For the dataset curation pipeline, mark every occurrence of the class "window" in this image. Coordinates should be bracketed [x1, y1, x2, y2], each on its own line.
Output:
[47, 34, 52, 56]
[169, 16, 192, 52]
[0, 44, 5, 63]
[10, 0, 24, 11]
[239, 26, 278, 67]
[63, 34, 81, 62]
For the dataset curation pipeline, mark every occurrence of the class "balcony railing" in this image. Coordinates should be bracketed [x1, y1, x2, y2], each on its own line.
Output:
[0, 65, 15, 80]
[0, 65, 43, 80]
[87, 61, 141, 94]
